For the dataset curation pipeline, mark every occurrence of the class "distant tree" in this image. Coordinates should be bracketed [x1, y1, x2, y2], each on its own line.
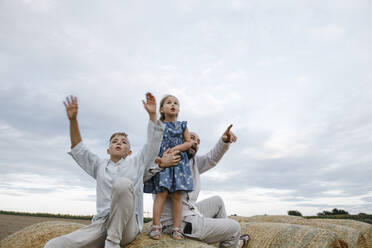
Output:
[331, 208, 349, 215]
[288, 210, 302, 216]
[317, 208, 349, 216]
[317, 210, 332, 216]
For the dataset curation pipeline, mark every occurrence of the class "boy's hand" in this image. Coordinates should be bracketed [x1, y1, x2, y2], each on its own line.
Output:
[142, 92, 156, 114]
[222, 124, 237, 143]
[63, 95, 78, 120]
[63, 95, 82, 148]
[142, 92, 157, 124]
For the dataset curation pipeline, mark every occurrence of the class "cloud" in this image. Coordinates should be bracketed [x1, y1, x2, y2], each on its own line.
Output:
[309, 25, 347, 42]
[0, 0, 372, 216]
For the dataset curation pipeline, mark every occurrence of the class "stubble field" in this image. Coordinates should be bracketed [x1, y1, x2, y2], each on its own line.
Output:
[0, 214, 90, 241]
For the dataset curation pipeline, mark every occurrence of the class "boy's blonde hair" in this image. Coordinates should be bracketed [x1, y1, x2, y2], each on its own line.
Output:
[159, 94, 179, 121]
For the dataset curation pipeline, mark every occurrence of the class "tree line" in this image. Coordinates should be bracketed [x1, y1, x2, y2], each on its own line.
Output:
[287, 208, 372, 224]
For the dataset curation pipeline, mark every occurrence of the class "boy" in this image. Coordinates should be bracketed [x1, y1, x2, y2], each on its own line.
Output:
[45, 93, 163, 248]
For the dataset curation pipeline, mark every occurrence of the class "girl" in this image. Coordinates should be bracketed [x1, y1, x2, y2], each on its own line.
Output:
[144, 95, 193, 240]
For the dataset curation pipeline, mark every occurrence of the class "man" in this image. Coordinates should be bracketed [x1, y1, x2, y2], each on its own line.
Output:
[145, 125, 250, 248]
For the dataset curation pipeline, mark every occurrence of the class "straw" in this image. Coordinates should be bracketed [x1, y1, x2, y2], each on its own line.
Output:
[231, 215, 304, 224]
[240, 222, 344, 248]
[127, 222, 216, 248]
[308, 219, 372, 248]
[0, 221, 215, 248]
[232, 215, 369, 248]
[3, 217, 370, 248]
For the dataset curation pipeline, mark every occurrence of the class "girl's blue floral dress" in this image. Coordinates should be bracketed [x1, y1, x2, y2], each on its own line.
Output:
[144, 121, 193, 193]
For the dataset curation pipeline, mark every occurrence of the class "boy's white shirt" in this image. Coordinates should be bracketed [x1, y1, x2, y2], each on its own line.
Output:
[68, 120, 163, 232]
[144, 138, 230, 225]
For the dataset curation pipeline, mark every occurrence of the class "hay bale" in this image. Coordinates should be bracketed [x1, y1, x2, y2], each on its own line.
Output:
[240, 222, 344, 248]
[127, 222, 215, 248]
[3, 217, 370, 248]
[0, 221, 215, 248]
[304, 220, 367, 248]
[232, 215, 368, 248]
[231, 215, 304, 224]
[0, 221, 85, 248]
[307, 219, 372, 248]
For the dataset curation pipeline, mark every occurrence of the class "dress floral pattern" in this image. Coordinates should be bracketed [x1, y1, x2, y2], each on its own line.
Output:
[144, 121, 193, 193]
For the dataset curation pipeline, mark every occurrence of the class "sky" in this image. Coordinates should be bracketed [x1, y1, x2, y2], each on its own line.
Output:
[1, 0, 372, 217]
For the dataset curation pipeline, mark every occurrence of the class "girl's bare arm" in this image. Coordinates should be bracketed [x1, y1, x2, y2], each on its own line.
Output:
[172, 127, 192, 152]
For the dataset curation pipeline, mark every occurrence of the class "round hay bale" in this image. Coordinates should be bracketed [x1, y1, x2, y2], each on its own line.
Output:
[306, 219, 372, 248]
[231, 215, 366, 248]
[304, 220, 367, 248]
[0, 221, 86, 248]
[0, 220, 216, 248]
[240, 222, 345, 248]
[231, 215, 304, 224]
[127, 222, 215, 248]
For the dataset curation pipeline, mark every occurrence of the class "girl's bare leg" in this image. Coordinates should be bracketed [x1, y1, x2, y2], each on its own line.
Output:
[153, 190, 168, 225]
[170, 191, 183, 228]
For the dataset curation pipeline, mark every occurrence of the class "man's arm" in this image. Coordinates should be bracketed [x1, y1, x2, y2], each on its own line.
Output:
[63, 96, 82, 148]
[64, 95, 100, 179]
[196, 124, 237, 174]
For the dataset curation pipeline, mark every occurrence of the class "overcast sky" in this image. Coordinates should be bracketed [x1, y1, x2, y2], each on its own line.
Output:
[1, 0, 372, 217]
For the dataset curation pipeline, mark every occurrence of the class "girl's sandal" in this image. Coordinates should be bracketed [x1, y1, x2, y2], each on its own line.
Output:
[240, 234, 250, 248]
[149, 225, 162, 240]
[171, 227, 184, 240]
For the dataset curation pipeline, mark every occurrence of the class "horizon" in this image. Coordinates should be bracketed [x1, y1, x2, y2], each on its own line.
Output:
[2, 209, 370, 218]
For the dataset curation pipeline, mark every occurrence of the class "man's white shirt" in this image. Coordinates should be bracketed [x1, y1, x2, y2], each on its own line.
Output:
[144, 138, 230, 225]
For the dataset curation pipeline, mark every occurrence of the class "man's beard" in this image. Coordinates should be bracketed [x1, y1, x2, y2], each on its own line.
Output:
[187, 147, 197, 159]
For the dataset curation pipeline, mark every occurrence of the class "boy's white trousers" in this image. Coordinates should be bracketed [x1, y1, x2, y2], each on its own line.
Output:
[44, 178, 139, 248]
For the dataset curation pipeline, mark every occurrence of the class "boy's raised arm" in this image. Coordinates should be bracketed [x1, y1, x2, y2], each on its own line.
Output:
[142, 92, 157, 125]
[63, 95, 82, 148]
[64, 95, 101, 179]
[136, 93, 163, 169]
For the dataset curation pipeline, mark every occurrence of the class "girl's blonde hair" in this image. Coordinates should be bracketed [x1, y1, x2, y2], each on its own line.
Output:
[159, 94, 179, 121]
